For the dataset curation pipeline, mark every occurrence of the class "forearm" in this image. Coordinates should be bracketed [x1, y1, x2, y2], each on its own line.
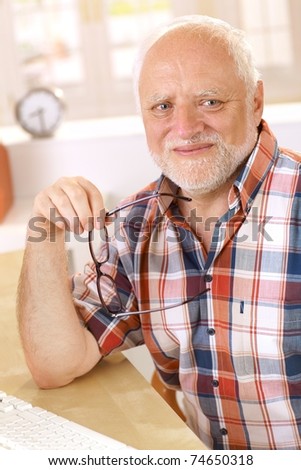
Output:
[17, 221, 101, 388]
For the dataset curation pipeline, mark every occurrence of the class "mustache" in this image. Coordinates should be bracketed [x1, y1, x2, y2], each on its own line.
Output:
[164, 132, 222, 152]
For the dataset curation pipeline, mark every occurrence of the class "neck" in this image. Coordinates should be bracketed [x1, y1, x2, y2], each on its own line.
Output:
[179, 162, 242, 212]
[177, 168, 242, 252]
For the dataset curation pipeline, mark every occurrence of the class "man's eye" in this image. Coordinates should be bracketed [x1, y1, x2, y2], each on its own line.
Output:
[155, 103, 170, 111]
[203, 99, 222, 108]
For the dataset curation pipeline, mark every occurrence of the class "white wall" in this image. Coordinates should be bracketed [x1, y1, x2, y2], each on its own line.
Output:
[262, 102, 301, 153]
[5, 116, 159, 206]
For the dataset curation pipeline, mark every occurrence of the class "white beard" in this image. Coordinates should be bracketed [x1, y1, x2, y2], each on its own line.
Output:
[150, 126, 258, 194]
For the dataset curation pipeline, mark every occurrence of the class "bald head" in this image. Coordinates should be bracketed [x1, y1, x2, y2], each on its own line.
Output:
[133, 15, 260, 110]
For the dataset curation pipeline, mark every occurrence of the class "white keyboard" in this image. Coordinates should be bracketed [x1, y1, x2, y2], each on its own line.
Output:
[0, 390, 133, 450]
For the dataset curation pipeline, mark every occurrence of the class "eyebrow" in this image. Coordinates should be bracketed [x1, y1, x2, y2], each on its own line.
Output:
[194, 88, 220, 98]
[147, 94, 170, 103]
[147, 88, 221, 103]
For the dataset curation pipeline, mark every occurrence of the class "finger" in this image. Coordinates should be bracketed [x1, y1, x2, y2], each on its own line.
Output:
[76, 177, 105, 230]
[47, 183, 85, 233]
[31, 192, 70, 237]
[49, 206, 70, 231]
[32, 177, 105, 234]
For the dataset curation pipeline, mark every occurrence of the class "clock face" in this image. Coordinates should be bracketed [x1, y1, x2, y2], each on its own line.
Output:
[15, 87, 64, 137]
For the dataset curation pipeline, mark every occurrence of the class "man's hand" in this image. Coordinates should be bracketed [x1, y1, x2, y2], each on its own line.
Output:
[31, 176, 105, 234]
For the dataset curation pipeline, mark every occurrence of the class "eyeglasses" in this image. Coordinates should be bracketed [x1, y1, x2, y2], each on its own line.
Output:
[88, 191, 210, 317]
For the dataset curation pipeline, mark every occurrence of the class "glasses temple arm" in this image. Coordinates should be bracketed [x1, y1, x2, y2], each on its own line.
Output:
[106, 192, 192, 217]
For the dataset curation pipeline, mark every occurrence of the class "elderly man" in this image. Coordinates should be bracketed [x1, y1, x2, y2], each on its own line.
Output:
[17, 15, 301, 450]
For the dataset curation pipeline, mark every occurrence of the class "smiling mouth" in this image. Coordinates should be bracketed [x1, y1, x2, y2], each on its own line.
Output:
[172, 143, 214, 157]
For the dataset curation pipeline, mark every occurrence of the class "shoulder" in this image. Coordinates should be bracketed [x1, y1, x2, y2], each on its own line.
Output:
[278, 147, 301, 166]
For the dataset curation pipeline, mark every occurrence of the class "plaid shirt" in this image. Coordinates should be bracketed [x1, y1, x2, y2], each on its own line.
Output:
[72, 120, 301, 450]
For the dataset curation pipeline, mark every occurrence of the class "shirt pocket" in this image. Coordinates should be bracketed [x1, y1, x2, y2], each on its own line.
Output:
[231, 299, 301, 379]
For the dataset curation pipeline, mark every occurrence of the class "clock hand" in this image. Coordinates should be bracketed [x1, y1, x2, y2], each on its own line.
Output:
[29, 107, 46, 132]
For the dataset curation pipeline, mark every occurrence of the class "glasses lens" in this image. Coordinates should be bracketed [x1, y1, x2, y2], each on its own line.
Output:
[98, 273, 123, 314]
[89, 228, 109, 264]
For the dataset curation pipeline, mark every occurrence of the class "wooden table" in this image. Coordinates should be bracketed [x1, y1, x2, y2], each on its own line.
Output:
[0, 250, 207, 450]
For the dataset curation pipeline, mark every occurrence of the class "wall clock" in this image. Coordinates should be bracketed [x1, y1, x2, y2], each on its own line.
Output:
[15, 87, 65, 138]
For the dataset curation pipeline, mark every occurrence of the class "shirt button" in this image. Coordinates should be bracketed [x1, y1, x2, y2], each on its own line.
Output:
[204, 274, 213, 283]
[211, 379, 219, 387]
[220, 428, 228, 436]
[207, 327, 215, 336]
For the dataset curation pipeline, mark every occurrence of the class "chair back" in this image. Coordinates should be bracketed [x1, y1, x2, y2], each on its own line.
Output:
[151, 369, 186, 421]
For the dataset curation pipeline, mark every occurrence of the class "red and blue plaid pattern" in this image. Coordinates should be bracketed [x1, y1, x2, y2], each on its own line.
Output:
[73, 120, 301, 449]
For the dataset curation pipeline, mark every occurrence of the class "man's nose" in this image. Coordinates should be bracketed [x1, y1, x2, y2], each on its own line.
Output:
[174, 106, 205, 140]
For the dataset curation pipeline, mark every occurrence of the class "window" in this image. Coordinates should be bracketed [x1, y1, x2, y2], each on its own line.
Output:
[106, 0, 172, 80]
[210, 0, 301, 104]
[1, 0, 173, 124]
[240, 0, 293, 67]
[0, 0, 300, 126]
[12, 0, 84, 88]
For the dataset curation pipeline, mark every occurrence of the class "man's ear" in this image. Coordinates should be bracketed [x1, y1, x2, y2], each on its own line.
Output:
[253, 80, 264, 126]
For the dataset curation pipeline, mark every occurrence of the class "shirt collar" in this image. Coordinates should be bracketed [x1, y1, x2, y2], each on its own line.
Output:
[230, 119, 279, 215]
[155, 174, 181, 214]
[155, 119, 279, 217]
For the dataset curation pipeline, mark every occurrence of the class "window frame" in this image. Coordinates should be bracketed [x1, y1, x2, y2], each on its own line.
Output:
[212, 0, 301, 104]
[0, 0, 300, 127]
